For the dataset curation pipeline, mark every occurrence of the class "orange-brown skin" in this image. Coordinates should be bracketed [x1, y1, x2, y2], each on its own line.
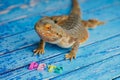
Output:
[34, 0, 104, 60]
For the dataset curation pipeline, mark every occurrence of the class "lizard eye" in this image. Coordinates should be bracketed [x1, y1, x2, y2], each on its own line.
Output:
[44, 23, 51, 30]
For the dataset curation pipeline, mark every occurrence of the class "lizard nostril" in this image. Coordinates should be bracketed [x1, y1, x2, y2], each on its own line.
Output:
[54, 20, 58, 23]
[56, 33, 59, 35]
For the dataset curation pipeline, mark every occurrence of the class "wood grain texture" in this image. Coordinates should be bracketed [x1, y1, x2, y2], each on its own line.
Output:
[0, 0, 120, 80]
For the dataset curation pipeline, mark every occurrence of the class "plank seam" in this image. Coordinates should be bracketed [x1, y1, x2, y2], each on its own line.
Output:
[112, 75, 120, 80]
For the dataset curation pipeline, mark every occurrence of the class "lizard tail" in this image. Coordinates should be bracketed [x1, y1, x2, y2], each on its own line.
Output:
[71, 0, 81, 16]
[81, 19, 105, 29]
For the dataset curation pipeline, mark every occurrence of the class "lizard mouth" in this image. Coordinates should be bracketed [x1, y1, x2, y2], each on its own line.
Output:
[38, 30, 62, 43]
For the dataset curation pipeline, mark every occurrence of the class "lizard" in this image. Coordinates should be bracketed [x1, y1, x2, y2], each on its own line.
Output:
[34, 0, 104, 60]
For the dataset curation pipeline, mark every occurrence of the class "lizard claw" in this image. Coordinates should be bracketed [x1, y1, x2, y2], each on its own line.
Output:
[65, 52, 76, 61]
[34, 48, 45, 55]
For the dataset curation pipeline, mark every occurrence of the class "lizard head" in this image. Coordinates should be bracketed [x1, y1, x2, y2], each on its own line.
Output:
[35, 17, 64, 43]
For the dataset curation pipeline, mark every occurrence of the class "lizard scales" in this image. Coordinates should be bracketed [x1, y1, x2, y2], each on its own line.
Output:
[57, 0, 88, 48]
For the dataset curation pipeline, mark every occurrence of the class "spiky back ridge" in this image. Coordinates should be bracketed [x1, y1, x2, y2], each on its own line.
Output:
[61, 0, 88, 42]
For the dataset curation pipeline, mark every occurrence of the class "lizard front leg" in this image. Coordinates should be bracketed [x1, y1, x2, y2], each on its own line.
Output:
[65, 40, 79, 61]
[34, 39, 45, 55]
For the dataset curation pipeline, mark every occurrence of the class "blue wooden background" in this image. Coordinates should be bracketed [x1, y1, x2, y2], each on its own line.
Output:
[0, 0, 120, 80]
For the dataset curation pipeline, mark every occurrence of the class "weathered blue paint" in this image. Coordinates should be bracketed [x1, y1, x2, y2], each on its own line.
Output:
[0, 0, 120, 80]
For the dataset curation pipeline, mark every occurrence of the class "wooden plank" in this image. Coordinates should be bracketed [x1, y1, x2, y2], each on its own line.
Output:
[0, 0, 40, 21]
[0, 0, 30, 11]
[0, 4, 120, 55]
[0, 31, 120, 80]
[0, 15, 41, 38]
[83, 3, 120, 21]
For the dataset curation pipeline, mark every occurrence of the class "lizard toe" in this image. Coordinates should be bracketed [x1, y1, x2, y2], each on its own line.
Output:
[65, 53, 76, 61]
[34, 48, 45, 55]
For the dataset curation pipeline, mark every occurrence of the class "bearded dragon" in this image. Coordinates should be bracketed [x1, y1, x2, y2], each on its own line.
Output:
[34, 0, 104, 60]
